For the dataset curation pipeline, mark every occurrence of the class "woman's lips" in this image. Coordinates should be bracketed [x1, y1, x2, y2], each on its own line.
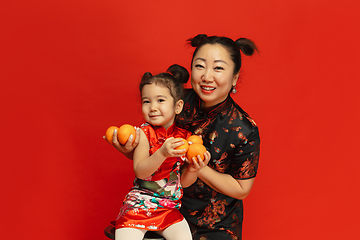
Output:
[201, 85, 215, 94]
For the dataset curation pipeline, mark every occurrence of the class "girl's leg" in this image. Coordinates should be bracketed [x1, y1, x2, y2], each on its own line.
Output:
[115, 227, 147, 240]
[159, 219, 192, 240]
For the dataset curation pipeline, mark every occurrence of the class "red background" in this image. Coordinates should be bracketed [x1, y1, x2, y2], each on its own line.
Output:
[1, 0, 359, 239]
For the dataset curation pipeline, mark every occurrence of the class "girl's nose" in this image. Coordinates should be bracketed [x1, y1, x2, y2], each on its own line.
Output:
[150, 104, 157, 111]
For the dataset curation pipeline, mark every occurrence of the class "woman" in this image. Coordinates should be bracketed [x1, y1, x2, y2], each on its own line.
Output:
[110, 34, 260, 240]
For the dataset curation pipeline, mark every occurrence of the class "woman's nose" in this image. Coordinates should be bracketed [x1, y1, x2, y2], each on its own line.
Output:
[202, 69, 213, 82]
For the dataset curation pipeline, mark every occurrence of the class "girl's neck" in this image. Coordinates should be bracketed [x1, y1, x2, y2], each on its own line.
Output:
[157, 121, 175, 130]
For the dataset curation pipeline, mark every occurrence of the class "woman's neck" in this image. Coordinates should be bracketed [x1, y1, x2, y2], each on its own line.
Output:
[200, 95, 229, 113]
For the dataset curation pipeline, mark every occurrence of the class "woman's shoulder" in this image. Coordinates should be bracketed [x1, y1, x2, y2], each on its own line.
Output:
[180, 89, 198, 117]
[228, 98, 259, 136]
[184, 88, 195, 95]
[184, 88, 196, 101]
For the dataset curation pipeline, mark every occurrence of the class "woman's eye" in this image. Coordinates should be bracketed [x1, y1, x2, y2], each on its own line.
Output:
[214, 66, 224, 70]
[195, 64, 204, 69]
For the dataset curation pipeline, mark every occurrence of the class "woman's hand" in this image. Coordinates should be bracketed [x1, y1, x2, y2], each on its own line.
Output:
[181, 151, 210, 188]
[186, 151, 211, 173]
[103, 127, 140, 159]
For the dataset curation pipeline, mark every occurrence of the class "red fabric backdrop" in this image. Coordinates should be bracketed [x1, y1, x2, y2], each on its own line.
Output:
[1, 0, 359, 239]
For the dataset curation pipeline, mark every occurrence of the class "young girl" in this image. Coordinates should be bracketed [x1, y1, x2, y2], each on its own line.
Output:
[114, 64, 211, 240]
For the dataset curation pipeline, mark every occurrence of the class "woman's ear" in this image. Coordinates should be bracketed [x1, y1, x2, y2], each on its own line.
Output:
[175, 99, 184, 114]
[233, 72, 240, 86]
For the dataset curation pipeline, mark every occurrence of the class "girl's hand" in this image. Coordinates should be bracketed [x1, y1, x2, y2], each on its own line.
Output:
[103, 127, 140, 158]
[186, 151, 211, 173]
[159, 137, 187, 158]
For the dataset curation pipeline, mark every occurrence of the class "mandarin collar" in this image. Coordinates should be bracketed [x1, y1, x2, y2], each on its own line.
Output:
[151, 122, 177, 137]
[195, 94, 232, 118]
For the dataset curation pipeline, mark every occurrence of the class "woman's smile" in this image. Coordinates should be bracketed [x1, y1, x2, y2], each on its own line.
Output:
[200, 85, 216, 94]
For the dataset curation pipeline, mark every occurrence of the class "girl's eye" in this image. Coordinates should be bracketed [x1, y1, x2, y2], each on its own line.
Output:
[158, 99, 165, 103]
[142, 100, 150, 104]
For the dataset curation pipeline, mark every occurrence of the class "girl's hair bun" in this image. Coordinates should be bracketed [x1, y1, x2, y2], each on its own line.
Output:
[139, 64, 188, 102]
[167, 64, 189, 84]
[141, 72, 153, 82]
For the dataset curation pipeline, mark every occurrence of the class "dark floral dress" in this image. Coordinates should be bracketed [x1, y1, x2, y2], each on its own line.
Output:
[177, 89, 260, 240]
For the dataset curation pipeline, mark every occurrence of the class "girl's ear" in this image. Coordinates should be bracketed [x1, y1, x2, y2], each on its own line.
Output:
[175, 99, 184, 114]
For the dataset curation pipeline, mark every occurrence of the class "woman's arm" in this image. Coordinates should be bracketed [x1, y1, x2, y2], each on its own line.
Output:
[199, 124, 260, 199]
[133, 130, 187, 179]
[198, 167, 255, 200]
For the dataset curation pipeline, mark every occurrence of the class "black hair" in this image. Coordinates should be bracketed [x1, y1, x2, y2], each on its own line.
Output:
[139, 64, 189, 103]
[187, 34, 258, 75]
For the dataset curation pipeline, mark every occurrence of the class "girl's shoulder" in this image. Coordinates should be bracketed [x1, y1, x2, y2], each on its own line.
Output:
[139, 122, 153, 140]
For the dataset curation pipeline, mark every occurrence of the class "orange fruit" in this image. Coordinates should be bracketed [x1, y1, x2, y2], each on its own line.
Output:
[187, 135, 203, 145]
[105, 126, 119, 144]
[186, 143, 206, 163]
[117, 124, 136, 145]
[175, 138, 189, 151]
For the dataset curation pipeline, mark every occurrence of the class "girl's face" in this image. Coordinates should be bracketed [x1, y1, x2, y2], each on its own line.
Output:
[141, 83, 183, 129]
[191, 44, 239, 108]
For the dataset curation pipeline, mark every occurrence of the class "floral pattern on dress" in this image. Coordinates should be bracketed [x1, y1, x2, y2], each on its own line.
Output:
[198, 198, 229, 229]
[115, 123, 192, 231]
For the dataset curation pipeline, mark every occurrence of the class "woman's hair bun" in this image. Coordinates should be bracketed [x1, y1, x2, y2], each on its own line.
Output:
[188, 34, 208, 47]
[235, 38, 258, 56]
[167, 64, 189, 84]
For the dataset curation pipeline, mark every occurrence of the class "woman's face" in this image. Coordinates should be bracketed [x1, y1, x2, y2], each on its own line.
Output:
[191, 44, 239, 108]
